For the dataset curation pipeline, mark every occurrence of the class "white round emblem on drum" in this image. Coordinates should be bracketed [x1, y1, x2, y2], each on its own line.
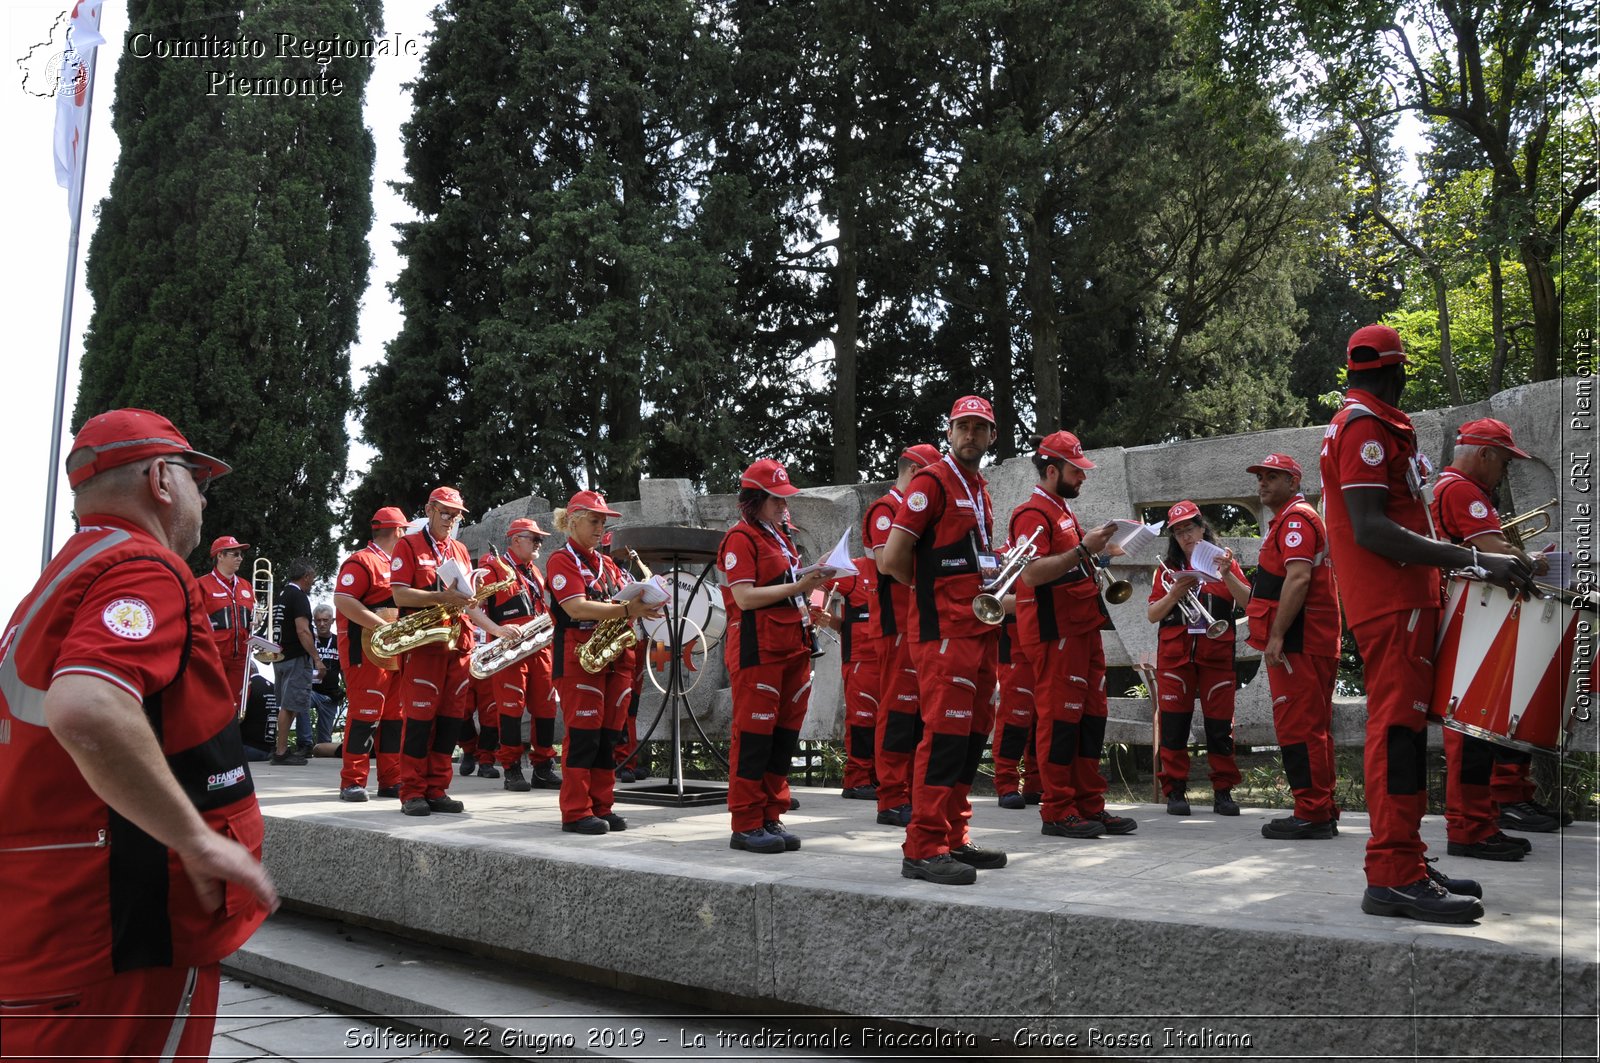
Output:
[907, 491, 928, 512]
[102, 598, 155, 640]
[1360, 440, 1384, 466]
[1469, 500, 1489, 519]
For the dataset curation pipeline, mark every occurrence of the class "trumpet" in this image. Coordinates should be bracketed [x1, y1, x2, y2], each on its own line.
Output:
[973, 528, 1042, 625]
[578, 547, 649, 674]
[1503, 497, 1557, 550]
[250, 558, 284, 663]
[1085, 552, 1133, 605]
[1158, 562, 1231, 639]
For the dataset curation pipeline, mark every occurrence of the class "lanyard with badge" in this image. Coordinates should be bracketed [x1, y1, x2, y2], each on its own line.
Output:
[760, 517, 824, 656]
[944, 455, 998, 579]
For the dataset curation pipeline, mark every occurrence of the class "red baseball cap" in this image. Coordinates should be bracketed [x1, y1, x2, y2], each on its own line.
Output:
[1167, 500, 1201, 527]
[67, 408, 231, 490]
[427, 486, 467, 512]
[567, 489, 622, 517]
[900, 443, 942, 468]
[949, 395, 996, 424]
[740, 458, 800, 496]
[1456, 417, 1531, 459]
[1246, 453, 1304, 479]
[370, 506, 409, 529]
[209, 535, 249, 557]
[1346, 324, 1408, 370]
[507, 517, 549, 538]
[1037, 430, 1095, 470]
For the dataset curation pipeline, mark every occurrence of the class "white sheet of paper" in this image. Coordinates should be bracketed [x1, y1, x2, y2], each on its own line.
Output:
[436, 557, 476, 595]
[1187, 539, 1226, 579]
[1542, 550, 1573, 590]
[1111, 519, 1164, 556]
[613, 576, 671, 605]
[797, 530, 858, 577]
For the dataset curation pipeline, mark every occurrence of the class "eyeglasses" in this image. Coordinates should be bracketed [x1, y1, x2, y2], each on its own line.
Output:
[161, 458, 212, 495]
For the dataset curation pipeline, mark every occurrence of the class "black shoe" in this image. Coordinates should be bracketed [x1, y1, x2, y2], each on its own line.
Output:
[376, 785, 400, 799]
[600, 813, 627, 832]
[841, 785, 878, 800]
[271, 751, 307, 766]
[339, 785, 368, 803]
[630, 765, 650, 782]
[1425, 858, 1483, 899]
[476, 763, 501, 779]
[1213, 790, 1240, 816]
[1166, 791, 1190, 816]
[876, 803, 912, 827]
[1024, 792, 1041, 805]
[997, 792, 1027, 810]
[1087, 810, 1138, 834]
[615, 767, 636, 783]
[729, 827, 785, 853]
[502, 767, 532, 793]
[459, 757, 475, 776]
[901, 853, 977, 885]
[1527, 798, 1574, 827]
[1042, 816, 1107, 839]
[949, 843, 1007, 869]
[1261, 815, 1335, 840]
[531, 762, 562, 788]
[789, 796, 800, 811]
[1499, 801, 1560, 833]
[426, 795, 465, 814]
[564, 816, 609, 835]
[401, 797, 431, 817]
[1492, 829, 1532, 854]
[1446, 836, 1525, 861]
[1361, 877, 1484, 923]
[763, 820, 802, 851]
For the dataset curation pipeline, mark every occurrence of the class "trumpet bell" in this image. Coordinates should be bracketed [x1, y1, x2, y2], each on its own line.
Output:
[1205, 618, 1232, 640]
[1104, 579, 1133, 605]
[973, 593, 1006, 625]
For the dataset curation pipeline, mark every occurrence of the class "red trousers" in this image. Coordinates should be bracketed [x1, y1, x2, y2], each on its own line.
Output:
[1031, 632, 1110, 821]
[339, 661, 399, 789]
[905, 635, 997, 860]
[222, 653, 250, 711]
[1444, 729, 1501, 843]
[842, 658, 881, 789]
[612, 645, 646, 770]
[397, 645, 472, 801]
[1265, 652, 1339, 821]
[554, 662, 631, 822]
[1, 962, 220, 1063]
[728, 653, 811, 832]
[1351, 609, 1438, 887]
[992, 649, 1038, 797]
[874, 633, 921, 812]
[490, 649, 558, 768]
[1154, 652, 1240, 796]
[456, 672, 499, 764]
[1491, 754, 1535, 804]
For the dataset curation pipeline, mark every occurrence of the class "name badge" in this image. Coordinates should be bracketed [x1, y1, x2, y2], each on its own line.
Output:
[978, 552, 999, 580]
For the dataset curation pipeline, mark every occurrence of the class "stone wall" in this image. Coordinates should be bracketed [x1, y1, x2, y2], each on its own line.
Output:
[461, 378, 1594, 749]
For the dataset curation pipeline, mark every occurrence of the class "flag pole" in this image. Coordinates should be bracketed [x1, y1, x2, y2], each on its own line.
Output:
[43, 46, 100, 570]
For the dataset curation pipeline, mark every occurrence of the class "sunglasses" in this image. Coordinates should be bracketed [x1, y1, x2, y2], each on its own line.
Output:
[161, 458, 213, 495]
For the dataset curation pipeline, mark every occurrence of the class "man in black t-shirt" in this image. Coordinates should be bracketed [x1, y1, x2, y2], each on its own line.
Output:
[270, 560, 322, 764]
[238, 669, 278, 762]
[311, 603, 344, 744]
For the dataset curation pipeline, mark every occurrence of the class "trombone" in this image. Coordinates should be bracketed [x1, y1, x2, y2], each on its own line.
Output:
[1157, 562, 1231, 639]
[250, 558, 284, 663]
[973, 528, 1042, 625]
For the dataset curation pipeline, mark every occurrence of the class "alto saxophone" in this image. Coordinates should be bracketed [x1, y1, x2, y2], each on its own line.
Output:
[368, 574, 516, 663]
[577, 548, 651, 674]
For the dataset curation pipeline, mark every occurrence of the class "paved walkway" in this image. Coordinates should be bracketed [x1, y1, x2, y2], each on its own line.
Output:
[214, 973, 472, 1061]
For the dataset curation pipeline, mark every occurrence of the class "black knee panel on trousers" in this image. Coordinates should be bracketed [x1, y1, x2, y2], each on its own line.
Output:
[346, 720, 376, 755]
[960, 732, 986, 785]
[736, 729, 773, 781]
[849, 725, 876, 759]
[1078, 714, 1107, 761]
[1386, 725, 1427, 795]
[769, 726, 800, 776]
[924, 731, 968, 788]
[378, 719, 403, 755]
[997, 723, 1030, 762]
[1460, 735, 1496, 785]
[883, 710, 919, 754]
[1496, 746, 1532, 767]
[1280, 742, 1312, 791]
[477, 726, 500, 754]
[534, 717, 555, 748]
[432, 716, 464, 755]
[499, 715, 523, 747]
[1203, 716, 1234, 757]
[1159, 711, 1192, 751]
[1048, 720, 1079, 766]
[568, 727, 604, 770]
[401, 718, 433, 759]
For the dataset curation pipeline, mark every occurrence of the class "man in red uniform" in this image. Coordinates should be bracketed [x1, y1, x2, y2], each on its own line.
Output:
[1321, 325, 1529, 923]
[390, 486, 518, 816]
[479, 517, 561, 792]
[1432, 418, 1555, 858]
[1244, 453, 1343, 838]
[198, 534, 254, 707]
[863, 442, 941, 826]
[334, 506, 408, 801]
[1014, 431, 1136, 839]
[991, 607, 1039, 808]
[813, 562, 880, 798]
[0, 408, 277, 1060]
[880, 397, 1012, 884]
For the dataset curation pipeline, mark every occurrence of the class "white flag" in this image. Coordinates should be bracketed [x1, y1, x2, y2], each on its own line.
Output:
[53, 2, 105, 218]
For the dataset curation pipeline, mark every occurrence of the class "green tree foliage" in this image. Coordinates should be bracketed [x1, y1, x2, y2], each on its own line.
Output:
[77, 0, 378, 574]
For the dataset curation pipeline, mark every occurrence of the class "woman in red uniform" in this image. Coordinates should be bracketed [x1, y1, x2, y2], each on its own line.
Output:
[1146, 500, 1251, 816]
[546, 491, 661, 835]
[718, 459, 829, 854]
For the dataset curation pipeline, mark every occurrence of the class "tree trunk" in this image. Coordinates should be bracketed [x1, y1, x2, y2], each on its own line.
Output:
[1430, 265, 1462, 405]
[1489, 248, 1508, 393]
[1025, 208, 1059, 432]
[833, 207, 859, 484]
[1521, 238, 1560, 381]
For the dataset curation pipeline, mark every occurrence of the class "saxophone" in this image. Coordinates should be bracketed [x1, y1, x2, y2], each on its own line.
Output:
[577, 548, 650, 674]
[369, 572, 516, 663]
[470, 614, 555, 679]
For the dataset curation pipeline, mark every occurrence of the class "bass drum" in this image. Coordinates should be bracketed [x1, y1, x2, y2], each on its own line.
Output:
[641, 572, 727, 650]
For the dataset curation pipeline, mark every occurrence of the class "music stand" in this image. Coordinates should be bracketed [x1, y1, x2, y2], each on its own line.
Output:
[608, 525, 729, 807]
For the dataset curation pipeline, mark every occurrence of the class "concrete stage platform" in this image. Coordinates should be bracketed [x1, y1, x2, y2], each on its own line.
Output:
[249, 759, 1598, 1061]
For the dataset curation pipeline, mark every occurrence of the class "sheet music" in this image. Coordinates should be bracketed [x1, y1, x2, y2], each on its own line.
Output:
[796, 530, 859, 577]
[613, 576, 671, 606]
[437, 557, 477, 596]
[1187, 539, 1226, 579]
[1542, 550, 1574, 590]
[1110, 519, 1164, 556]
